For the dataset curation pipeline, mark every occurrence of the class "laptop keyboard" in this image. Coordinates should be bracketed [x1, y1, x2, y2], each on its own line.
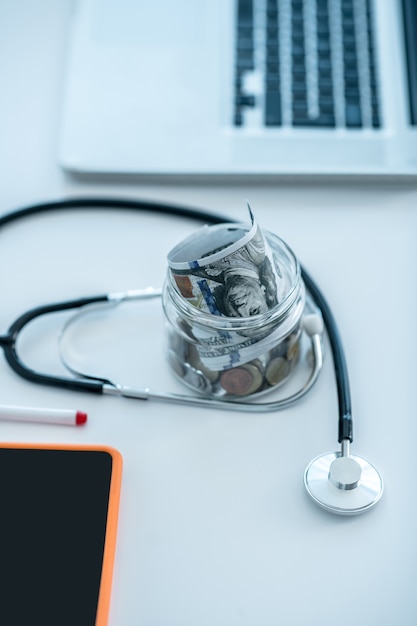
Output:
[234, 0, 381, 129]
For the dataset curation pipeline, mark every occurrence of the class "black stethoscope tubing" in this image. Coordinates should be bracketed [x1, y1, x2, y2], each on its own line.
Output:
[0, 197, 352, 444]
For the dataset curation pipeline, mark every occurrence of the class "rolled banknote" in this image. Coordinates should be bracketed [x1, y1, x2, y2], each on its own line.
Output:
[167, 205, 282, 317]
[166, 206, 302, 371]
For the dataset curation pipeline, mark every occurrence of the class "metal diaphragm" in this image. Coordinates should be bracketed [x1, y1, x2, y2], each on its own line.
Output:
[304, 451, 383, 515]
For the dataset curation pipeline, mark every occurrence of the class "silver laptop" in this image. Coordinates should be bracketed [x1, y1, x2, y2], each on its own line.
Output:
[59, 0, 417, 176]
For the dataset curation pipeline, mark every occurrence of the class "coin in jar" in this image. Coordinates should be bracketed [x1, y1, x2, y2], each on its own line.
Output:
[219, 362, 263, 396]
[265, 356, 290, 386]
[286, 334, 300, 361]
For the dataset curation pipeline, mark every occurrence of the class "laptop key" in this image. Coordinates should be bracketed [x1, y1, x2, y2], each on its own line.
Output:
[292, 114, 335, 127]
[345, 103, 362, 127]
[265, 90, 282, 126]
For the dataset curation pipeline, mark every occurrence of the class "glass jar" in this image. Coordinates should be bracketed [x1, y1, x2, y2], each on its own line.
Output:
[162, 231, 305, 399]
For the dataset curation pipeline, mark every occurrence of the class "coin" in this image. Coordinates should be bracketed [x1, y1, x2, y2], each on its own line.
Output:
[286, 334, 300, 361]
[265, 357, 290, 386]
[219, 362, 263, 396]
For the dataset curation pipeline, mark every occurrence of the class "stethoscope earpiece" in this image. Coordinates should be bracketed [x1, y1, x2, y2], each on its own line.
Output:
[304, 440, 383, 515]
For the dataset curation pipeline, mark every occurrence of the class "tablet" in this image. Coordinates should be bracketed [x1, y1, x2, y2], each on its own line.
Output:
[0, 443, 123, 626]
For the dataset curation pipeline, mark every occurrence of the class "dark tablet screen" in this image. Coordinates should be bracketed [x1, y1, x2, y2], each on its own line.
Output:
[0, 447, 119, 626]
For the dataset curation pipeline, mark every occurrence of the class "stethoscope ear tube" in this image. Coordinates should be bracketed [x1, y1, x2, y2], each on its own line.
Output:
[0, 198, 331, 409]
[1, 288, 324, 411]
[0, 295, 111, 393]
[0, 199, 351, 424]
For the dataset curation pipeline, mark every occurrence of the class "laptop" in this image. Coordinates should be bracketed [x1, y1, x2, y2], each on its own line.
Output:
[58, 0, 417, 177]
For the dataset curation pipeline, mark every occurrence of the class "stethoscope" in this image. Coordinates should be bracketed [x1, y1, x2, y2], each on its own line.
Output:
[0, 197, 383, 515]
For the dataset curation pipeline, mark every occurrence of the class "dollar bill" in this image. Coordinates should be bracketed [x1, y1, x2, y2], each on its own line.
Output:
[167, 205, 291, 370]
[188, 299, 304, 370]
[168, 205, 282, 317]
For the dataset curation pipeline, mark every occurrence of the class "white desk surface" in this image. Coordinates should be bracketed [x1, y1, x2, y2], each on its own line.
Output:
[1, 2, 417, 625]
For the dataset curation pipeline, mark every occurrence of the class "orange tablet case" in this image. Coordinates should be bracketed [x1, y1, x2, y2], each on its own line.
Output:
[0, 442, 123, 626]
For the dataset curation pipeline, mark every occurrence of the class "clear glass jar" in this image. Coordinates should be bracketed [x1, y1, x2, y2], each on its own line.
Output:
[162, 231, 305, 399]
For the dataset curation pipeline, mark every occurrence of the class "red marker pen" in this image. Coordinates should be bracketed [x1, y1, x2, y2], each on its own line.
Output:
[0, 405, 87, 426]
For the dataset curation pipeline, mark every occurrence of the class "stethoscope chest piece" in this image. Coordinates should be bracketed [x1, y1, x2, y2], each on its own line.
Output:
[304, 450, 383, 515]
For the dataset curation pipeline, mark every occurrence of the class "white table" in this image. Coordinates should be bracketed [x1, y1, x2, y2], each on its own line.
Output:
[1, 2, 417, 624]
